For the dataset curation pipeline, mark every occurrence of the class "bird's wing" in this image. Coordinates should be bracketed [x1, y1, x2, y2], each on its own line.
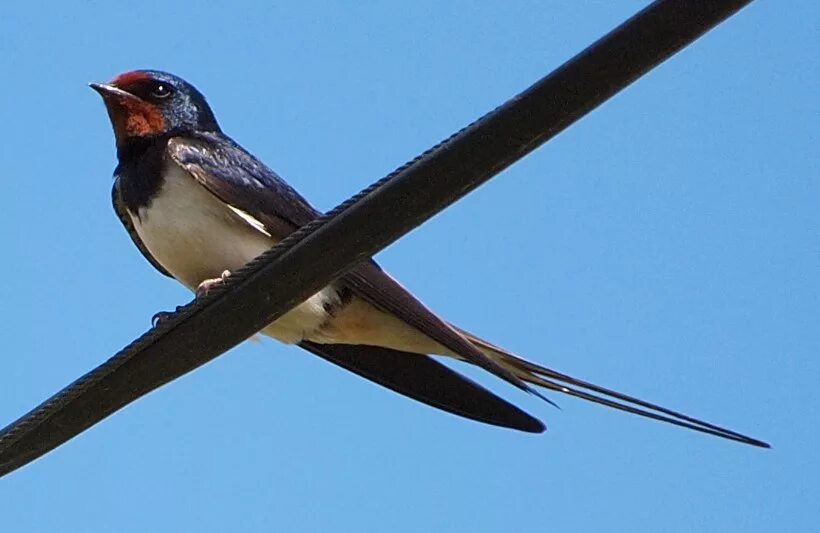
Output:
[112, 179, 172, 278]
[300, 341, 544, 433]
[109, 142, 543, 433]
[167, 134, 538, 394]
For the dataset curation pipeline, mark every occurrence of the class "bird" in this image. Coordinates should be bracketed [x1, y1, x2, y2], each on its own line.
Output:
[90, 69, 768, 448]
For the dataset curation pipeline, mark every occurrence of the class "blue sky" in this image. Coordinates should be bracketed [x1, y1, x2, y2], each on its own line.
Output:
[1, 1, 817, 531]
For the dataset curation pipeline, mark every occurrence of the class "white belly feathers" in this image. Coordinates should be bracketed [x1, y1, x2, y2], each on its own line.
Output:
[129, 163, 341, 344]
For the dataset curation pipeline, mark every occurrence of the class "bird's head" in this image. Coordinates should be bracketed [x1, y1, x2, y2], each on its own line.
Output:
[91, 70, 220, 146]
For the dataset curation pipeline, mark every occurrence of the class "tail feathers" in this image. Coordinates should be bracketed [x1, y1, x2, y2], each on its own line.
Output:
[453, 327, 770, 448]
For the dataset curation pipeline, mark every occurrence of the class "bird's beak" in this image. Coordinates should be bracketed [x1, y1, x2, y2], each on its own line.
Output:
[89, 83, 142, 102]
[90, 82, 162, 145]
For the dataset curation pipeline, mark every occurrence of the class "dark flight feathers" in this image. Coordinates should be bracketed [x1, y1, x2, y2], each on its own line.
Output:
[300, 341, 544, 433]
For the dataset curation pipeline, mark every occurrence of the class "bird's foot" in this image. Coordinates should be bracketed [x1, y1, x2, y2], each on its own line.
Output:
[151, 306, 186, 328]
[196, 270, 232, 298]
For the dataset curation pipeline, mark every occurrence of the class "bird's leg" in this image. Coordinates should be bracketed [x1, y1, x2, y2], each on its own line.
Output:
[152, 270, 232, 327]
[196, 270, 232, 298]
[151, 306, 186, 328]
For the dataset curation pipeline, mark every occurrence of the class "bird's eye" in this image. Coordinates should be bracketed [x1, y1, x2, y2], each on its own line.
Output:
[151, 84, 172, 99]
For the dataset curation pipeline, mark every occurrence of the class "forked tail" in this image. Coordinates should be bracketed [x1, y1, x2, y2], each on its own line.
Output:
[453, 327, 769, 448]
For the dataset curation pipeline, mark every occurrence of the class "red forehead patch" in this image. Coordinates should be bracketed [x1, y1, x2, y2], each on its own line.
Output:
[111, 70, 152, 88]
[98, 72, 166, 142]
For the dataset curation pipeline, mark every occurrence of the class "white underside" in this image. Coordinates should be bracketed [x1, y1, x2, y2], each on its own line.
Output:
[130, 163, 341, 344]
[129, 162, 442, 353]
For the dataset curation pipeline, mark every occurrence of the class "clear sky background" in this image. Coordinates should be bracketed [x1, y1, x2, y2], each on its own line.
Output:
[1, 1, 817, 531]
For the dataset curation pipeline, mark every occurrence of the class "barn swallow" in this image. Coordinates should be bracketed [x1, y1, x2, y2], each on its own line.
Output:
[91, 70, 767, 447]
